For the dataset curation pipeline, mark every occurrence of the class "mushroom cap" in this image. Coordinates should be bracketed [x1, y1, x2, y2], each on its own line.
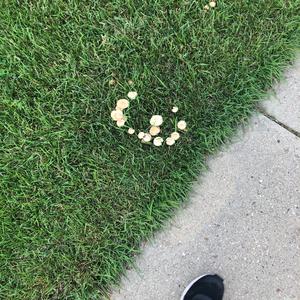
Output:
[153, 137, 163, 146]
[111, 110, 123, 121]
[116, 99, 129, 110]
[149, 126, 160, 136]
[171, 132, 180, 141]
[127, 91, 138, 100]
[166, 137, 175, 146]
[150, 115, 163, 127]
[128, 128, 135, 134]
[116, 119, 125, 127]
[177, 120, 187, 130]
[142, 133, 152, 142]
[138, 132, 145, 139]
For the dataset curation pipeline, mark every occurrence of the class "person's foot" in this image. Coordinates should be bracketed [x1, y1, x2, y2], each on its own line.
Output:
[180, 274, 224, 300]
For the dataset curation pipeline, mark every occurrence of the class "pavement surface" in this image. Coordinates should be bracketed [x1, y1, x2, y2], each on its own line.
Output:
[262, 58, 300, 133]
[111, 59, 300, 300]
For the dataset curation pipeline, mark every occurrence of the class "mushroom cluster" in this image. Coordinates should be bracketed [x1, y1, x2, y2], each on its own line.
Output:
[204, 1, 216, 10]
[110, 91, 138, 128]
[110, 93, 187, 147]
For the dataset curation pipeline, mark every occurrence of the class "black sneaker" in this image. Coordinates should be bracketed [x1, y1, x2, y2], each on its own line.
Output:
[180, 274, 224, 300]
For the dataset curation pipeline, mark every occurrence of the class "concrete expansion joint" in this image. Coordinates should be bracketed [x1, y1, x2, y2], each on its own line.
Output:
[257, 106, 300, 139]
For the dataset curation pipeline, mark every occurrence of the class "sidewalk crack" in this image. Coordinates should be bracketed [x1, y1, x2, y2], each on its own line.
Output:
[257, 107, 300, 138]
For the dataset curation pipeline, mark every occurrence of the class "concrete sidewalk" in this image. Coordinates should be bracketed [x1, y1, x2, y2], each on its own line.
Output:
[111, 59, 300, 300]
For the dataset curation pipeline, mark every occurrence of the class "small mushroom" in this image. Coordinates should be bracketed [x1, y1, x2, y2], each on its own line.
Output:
[116, 99, 129, 110]
[142, 133, 152, 143]
[166, 137, 175, 146]
[127, 91, 138, 100]
[172, 106, 179, 113]
[138, 132, 145, 139]
[111, 110, 123, 121]
[177, 120, 187, 130]
[116, 119, 126, 127]
[150, 115, 163, 127]
[149, 126, 160, 136]
[171, 132, 180, 141]
[128, 128, 135, 135]
[153, 137, 164, 146]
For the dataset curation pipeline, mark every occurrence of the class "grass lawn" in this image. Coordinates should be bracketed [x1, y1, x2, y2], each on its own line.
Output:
[0, 0, 299, 298]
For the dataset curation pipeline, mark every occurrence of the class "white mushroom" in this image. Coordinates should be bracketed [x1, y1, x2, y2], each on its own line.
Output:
[171, 106, 179, 113]
[116, 119, 126, 127]
[177, 120, 187, 130]
[150, 115, 163, 127]
[153, 137, 164, 146]
[142, 133, 152, 143]
[138, 132, 145, 139]
[111, 110, 123, 121]
[171, 132, 180, 141]
[116, 99, 129, 110]
[149, 126, 160, 136]
[166, 137, 175, 146]
[128, 128, 135, 135]
[127, 91, 138, 100]
[209, 1, 216, 7]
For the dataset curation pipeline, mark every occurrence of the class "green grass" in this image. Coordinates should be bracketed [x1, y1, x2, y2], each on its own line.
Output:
[0, 0, 299, 298]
